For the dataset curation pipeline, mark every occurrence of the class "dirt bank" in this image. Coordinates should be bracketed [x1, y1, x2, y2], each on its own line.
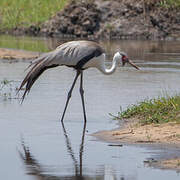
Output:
[4, 0, 180, 40]
[0, 48, 39, 60]
[93, 118, 180, 170]
[93, 118, 180, 145]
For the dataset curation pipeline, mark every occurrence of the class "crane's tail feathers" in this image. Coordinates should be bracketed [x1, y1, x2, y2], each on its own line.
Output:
[18, 57, 58, 102]
[24, 54, 46, 72]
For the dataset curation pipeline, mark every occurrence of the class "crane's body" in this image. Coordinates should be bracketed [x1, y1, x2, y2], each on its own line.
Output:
[29, 41, 105, 69]
[18, 40, 139, 122]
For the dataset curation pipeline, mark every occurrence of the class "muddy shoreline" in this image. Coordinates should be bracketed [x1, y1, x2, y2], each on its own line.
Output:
[92, 118, 180, 171]
[1, 0, 180, 40]
[93, 120, 180, 146]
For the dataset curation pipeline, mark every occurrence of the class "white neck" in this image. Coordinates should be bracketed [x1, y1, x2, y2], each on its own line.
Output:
[99, 52, 121, 75]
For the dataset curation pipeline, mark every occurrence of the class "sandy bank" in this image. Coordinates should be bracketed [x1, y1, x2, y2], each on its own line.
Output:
[93, 120, 180, 145]
[93, 118, 180, 170]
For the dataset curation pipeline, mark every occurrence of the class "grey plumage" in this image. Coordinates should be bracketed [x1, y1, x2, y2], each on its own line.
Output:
[18, 40, 104, 101]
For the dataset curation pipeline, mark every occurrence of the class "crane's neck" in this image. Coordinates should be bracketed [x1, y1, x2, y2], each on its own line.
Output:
[100, 52, 121, 75]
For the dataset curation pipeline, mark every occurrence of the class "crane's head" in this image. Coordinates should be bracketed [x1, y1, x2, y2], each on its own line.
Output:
[119, 52, 139, 70]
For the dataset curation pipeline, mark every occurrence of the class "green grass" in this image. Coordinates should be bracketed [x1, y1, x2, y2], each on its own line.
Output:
[111, 95, 180, 125]
[0, 0, 68, 30]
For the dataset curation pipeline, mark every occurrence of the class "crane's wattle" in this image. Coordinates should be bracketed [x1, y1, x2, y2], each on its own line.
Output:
[121, 55, 128, 66]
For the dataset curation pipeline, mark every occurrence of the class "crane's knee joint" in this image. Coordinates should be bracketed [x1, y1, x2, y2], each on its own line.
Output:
[68, 92, 72, 98]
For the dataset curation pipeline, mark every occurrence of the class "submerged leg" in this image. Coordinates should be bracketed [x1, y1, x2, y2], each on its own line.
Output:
[61, 70, 80, 122]
[79, 71, 87, 123]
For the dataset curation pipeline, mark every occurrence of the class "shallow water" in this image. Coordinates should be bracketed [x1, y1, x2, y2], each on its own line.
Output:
[0, 36, 180, 180]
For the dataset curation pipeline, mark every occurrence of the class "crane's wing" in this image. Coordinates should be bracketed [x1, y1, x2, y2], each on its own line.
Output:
[53, 40, 104, 68]
[18, 41, 104, 101]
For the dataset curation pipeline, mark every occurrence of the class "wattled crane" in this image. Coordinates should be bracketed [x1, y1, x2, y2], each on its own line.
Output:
[18, 40, 139, 122]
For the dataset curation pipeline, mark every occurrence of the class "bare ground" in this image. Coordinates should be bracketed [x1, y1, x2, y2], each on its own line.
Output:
[92, 118, 180, 170]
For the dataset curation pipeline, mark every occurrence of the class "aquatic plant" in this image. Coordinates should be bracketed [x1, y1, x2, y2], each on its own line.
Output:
[0, 79, 14, 100]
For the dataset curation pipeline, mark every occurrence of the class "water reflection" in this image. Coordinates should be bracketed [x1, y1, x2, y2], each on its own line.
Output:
[41, 39, 180, 63]
[61, 121, 86, 178]
[0, 35, 180, 63]
[19, 122, 118, 180]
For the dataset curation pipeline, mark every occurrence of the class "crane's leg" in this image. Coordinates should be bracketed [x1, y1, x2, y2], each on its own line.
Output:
[61, 70, 80, 122]
[79, 71, 87, 123]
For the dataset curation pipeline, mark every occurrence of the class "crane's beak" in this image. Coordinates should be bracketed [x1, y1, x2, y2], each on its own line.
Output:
[122, 57, 140, 70]
[128, 59, 140, 70]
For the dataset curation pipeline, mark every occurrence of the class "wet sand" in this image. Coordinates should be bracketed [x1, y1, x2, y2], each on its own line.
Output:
[93, 118, 180, 170]
[154, 158, 180, 171]
[0, 48, 39, 60]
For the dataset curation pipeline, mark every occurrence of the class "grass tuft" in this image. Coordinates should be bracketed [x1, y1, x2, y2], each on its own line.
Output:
[112, 95, 180, 125]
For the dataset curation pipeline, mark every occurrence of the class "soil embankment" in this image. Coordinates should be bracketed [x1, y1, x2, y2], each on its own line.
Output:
[3, 0, 180, 40]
